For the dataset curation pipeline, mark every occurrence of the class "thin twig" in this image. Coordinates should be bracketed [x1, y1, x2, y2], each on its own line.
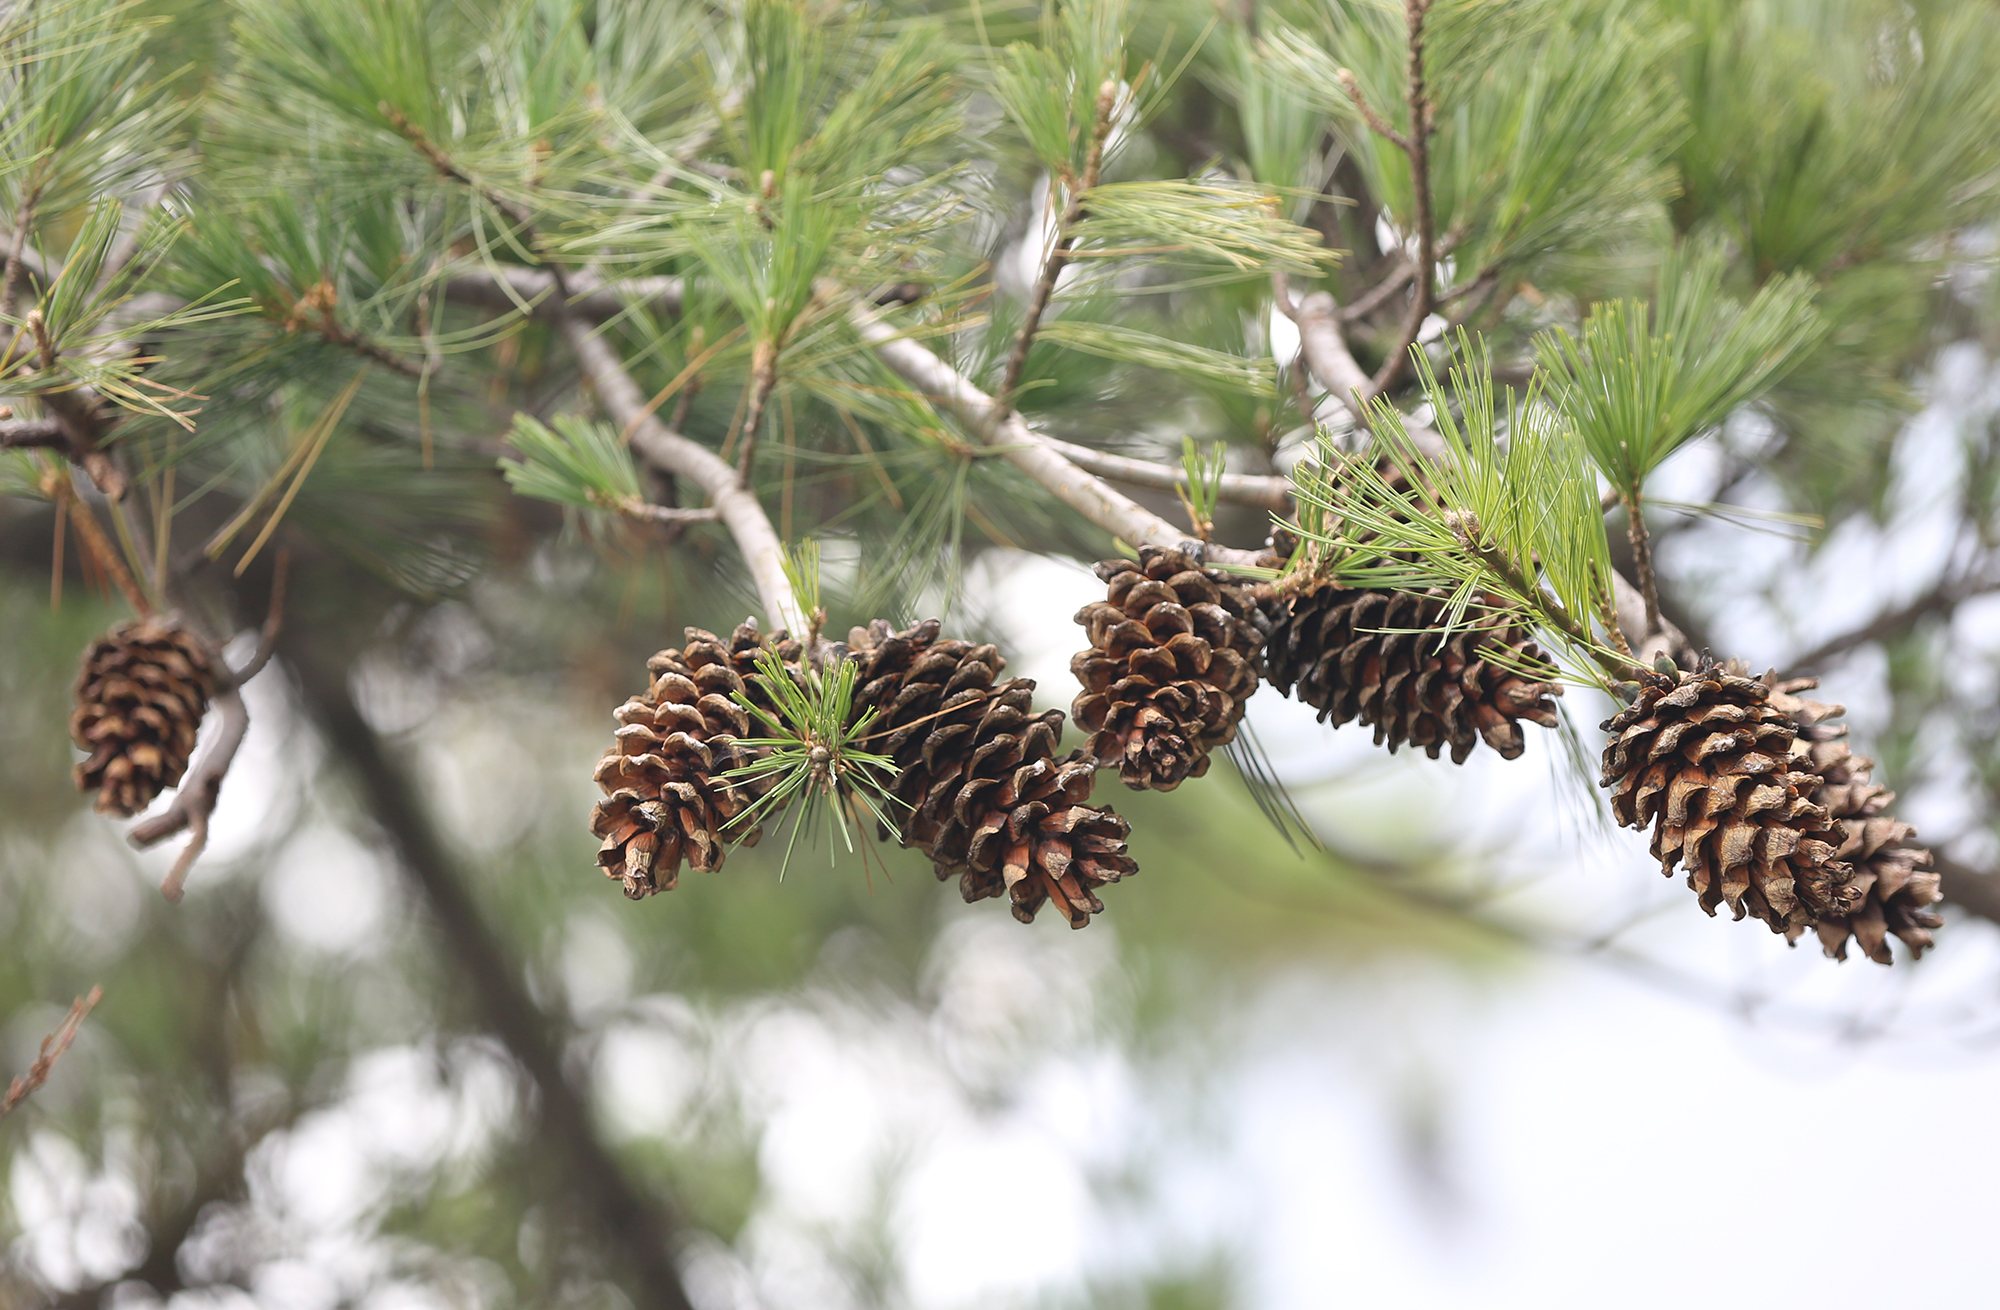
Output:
[1368, 0, 1439, 396]
[1, 179, 43, 323]
[993, 79, 1119, 430]
[230, 547, 289, 687]
[1, 988, 102, 1120]
[1623, 493, 1663, 639]
[625, 502, 721, 524]
[735, 340, 778, 482]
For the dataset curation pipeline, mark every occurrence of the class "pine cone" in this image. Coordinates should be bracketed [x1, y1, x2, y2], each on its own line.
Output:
[1265, 584, 1562, 762]
[71, 616, 217, 817]
[1070, 547, 1267, 791]
[1762, 676, 1942, 964]
[1600, 659, 1858, 939]
[589, 627, 776, 898]
[852, 619, 1137, 927]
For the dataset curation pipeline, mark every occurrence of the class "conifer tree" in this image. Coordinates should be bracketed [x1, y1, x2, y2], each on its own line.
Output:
[5, 0, 2000, 1304]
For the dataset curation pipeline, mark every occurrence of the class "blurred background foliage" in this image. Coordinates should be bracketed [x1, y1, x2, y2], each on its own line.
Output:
[4, 0, 2000, 1307]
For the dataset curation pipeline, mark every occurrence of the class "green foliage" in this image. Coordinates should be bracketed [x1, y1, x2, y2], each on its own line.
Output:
[1537, 241, 1823, 492]
[1293, 333, 1625, 684]
[725, 648, 902, 874]
[1266, 0, 1684, 281]
[499, 412, 644, 514]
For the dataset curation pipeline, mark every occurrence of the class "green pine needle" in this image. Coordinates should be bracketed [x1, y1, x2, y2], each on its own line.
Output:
[723, 648, 905, 879]
[1537, 240, 1824, 493]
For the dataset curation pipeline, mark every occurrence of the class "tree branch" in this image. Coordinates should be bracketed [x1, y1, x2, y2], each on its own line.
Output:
[552, 290, 805, 633]
[1040, 437, 1293, 510]
[1, 988, 101, 1120]
[442, 266, 684, 322]
[0, 416, 64, 447]
[848, 297, 1260, 566]
[381, 115, 801, 636]
[1278, 277, 1376, 425]
[1368, 0, 1439, 396]
[285, 639, 696, 1310]
[994, 80, 1118, 429]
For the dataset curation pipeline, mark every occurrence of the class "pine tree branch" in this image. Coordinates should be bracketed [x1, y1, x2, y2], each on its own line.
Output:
[1369, 0, 1439, 396]
[380, 118, 802, 636]
[285, 637, 697, 1310]
[1, 178, 44, 323]
[1040, 437, 1293, 509]
[38, 462, 149, 614]
[442, 266, 684, 321]
[0, 416, 63, 446]
[1623, 494, 1664, 638]
[553, 296, 805, 633]
[993, 81, 1119, 431]
[847, 295, 1261, 565]
[25, 310, 126, 498]
[1276, 277, 1376, 425]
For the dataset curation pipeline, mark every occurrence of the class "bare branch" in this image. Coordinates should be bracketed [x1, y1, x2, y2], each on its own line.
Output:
[129, 686, 245, 902]
[1, 988, 102, 1120]
[626, 502, 722, 524]
[1041, 436, 1292, 510]
[0, 416, 63, 447]
[1278, 277, 1375, 425]
[1, 180, 44, 323]
[442, 266, 684, 321]
[848, 296, 1261, 566]
[1335, 69, 1411, 152]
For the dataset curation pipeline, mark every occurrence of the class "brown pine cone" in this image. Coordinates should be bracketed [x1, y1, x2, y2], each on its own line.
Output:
[1265, 585, 1562, 763]
[1600, 659, 1858, 939]
[1762, 675, 1942, 964]
[851, 619, 1137, 927]
[71, 616, 217, 817]
[590, 628, 773, 898]
[1070, 547, 1267, 791]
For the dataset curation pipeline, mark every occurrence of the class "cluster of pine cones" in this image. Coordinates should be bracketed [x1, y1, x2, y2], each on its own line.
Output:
[574, 543, 1944, 961]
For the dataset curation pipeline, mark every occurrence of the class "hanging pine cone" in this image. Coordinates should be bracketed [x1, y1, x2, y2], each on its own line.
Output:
[851, 619, 1137, 927]
[589, 626, 782, 898]
[1600, 659, 1859, 939]
[1070, 546, 1268, 791]
[1265, 585, 1563, 763]
[1762, 675, 1942, 964]
[71, 616, 217, 817]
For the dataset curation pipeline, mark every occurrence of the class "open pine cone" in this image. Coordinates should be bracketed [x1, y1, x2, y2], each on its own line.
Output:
[1600, 659, 1858, 940]
[589, 626, 781, 898]
[852, 619, 1136, 926]
[1070, 546, 1267, 791]
[1762, 674, 1942, 963]
[71, 616, 217, 817]
[1265, 584, 1562, 763]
